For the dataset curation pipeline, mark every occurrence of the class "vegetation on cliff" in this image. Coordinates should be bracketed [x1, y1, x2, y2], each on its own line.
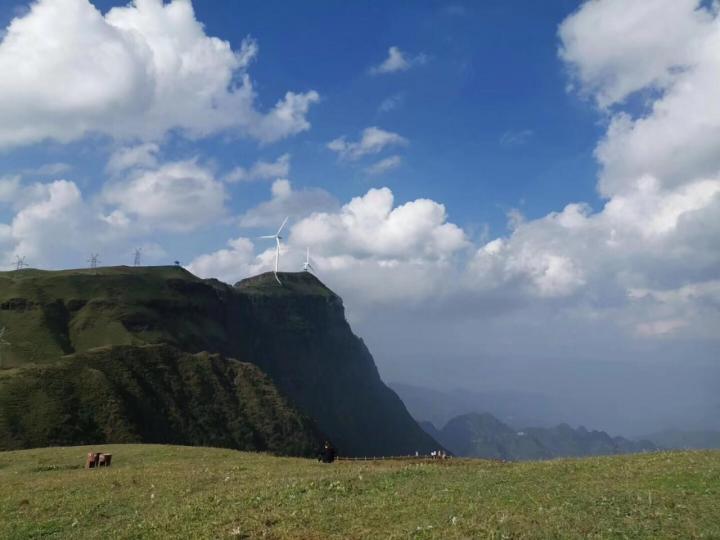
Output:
[0, 266, 436, 456]
[0, 344, 321, 456]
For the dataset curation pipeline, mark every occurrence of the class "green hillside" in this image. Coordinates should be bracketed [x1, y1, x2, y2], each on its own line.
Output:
[1, 445, 718, 539]
[0, 345, 321, 456]
[0, 266, 436, 456]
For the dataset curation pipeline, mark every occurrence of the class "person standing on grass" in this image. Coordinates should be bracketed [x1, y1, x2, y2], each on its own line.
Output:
[318, 441, 336, 463]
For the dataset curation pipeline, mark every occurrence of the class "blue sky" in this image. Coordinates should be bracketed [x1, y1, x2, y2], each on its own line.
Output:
[0, 0, 718, 435]
[1, 0, 602, 263]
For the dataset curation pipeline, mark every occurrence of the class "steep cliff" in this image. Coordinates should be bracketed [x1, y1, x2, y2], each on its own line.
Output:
[0, 266, 437, 456]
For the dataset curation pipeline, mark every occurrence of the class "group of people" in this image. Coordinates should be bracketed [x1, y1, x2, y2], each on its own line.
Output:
[317, 441, 449, 462]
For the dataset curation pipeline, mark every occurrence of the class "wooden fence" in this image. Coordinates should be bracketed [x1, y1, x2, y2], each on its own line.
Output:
[337, 455, 450, 462]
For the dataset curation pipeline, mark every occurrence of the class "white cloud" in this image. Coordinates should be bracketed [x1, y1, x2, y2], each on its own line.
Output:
[244, 90, 320, 144]
[238, 179, 338, 228]
[369, 46, 428, 75]
[559, 0, 713, 108]
[3, 179, 96, 265]
[560, 0, 720, 199]
[106, 143, 160, 175]
[187, 236, 263, 285]
[224, 154, 290, 183]
[378, 93, 405, 113]
[365, 155, 402, 176]
[290, 187, 468, 261]
[0, 0, 319, 148]
[0, 176, 21, 203]
[103, 159, 227, 232]
[328, 127, 408, 161]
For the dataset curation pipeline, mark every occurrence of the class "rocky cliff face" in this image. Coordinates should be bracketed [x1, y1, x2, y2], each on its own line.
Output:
[0, 266, 437, 456]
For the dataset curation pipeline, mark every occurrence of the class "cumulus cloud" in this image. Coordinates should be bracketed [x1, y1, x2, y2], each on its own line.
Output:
[561, 0, 720, 197]
[224, 154, 290, 183]
[365, 155, 402, 176]
[289, 187, 468, 261]
[1, 159, 227, 269]
[103, 159, 227, 232]
[0, 176, 21, 203]
[238, 179, 338, 228]
[559, 0, 714, 108]
[2, 179, 101, 266]
[187, 236, 263, 285]
[328, 127, 408, 161]
[182, 1, 720, 364]
[0, 0, 319, 148]
[106, 143, 160, 175]
[189, 185, 468, 300]
[369, 46, 428, 75]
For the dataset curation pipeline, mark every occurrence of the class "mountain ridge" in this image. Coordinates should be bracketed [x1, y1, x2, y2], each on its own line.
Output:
[0, 266, 438, 456]
[424, 412, 657, 460]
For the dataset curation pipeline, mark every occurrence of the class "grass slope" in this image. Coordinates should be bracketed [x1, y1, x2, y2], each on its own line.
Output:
[1, 445, 718, 539]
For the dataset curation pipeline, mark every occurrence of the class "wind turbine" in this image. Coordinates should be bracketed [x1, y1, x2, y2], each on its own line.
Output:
[259, 216, 289, 284]
[303, 247, 314, 273]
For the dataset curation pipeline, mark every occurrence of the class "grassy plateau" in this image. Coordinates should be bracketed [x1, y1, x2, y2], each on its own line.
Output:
[1, 445, 718, 539]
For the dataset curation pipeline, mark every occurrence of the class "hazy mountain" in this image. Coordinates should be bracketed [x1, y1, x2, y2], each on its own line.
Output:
[389, 382, 565, 429]
[0, 266, 437, 456]
[423, 412, 657, 460]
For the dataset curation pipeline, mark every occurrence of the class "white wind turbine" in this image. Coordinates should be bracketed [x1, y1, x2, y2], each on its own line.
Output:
[303, 247, 314, 273]
[259, 216, 289, 284]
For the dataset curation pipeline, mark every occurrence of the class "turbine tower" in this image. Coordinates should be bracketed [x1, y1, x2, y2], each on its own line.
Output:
[15, 256, 27, 271]
[133, 248, 142, 267]
[303, 247, 314, 273]
[0, 326, 9, 369]
[259, 216, 289, 284]
[88, 253, 100, 269]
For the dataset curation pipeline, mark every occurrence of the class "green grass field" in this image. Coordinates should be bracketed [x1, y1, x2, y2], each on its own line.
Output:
[1, 445, 718, 539]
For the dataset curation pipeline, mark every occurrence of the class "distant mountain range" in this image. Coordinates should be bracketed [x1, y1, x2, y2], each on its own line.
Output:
[0, 266, 436, 456]
[390, 381, 568, 430]
[422, 413, 657, 460]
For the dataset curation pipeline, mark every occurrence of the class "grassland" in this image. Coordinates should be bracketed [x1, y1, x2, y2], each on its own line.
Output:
[1, 445, 718, 539]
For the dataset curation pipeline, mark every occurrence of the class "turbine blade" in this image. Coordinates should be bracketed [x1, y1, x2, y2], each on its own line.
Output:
[276, 216, 289, 236]
[258, 235, 275, 239]
[275, 239, 280, 274]
[274, 272, 282, 285]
